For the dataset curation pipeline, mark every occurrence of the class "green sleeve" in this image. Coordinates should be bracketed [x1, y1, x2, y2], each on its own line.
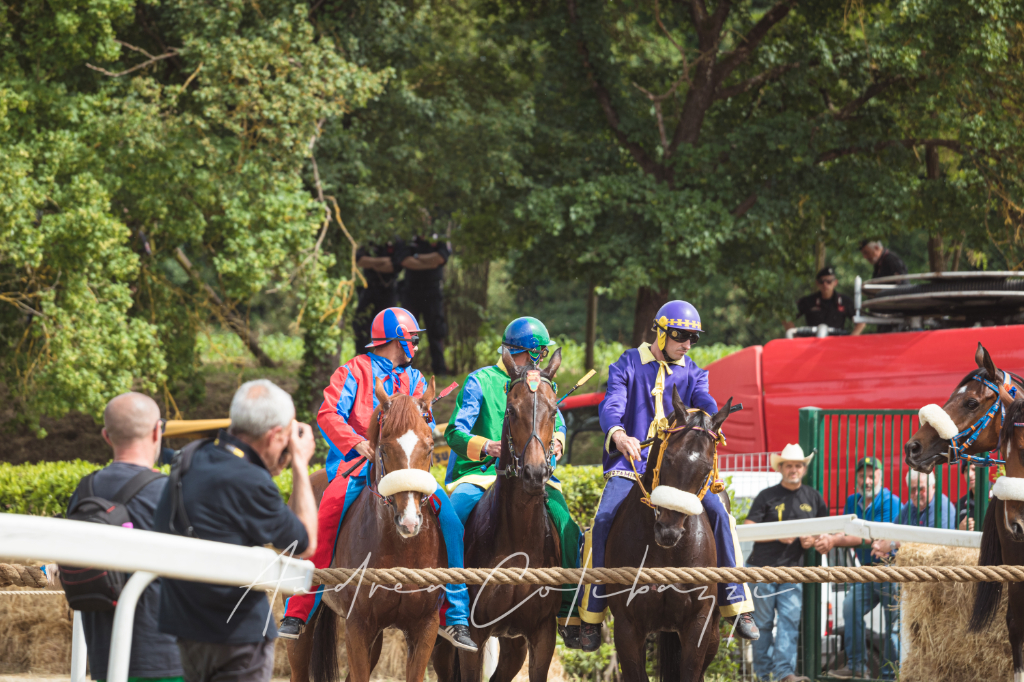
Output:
[444, 386, 472, 458]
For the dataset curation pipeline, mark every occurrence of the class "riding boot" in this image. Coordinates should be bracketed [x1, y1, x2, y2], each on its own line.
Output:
[579, 622, 603, 652]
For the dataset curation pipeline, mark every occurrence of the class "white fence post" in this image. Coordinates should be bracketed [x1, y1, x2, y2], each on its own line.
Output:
[71, 610, 87, 682]
[106, 572, 158, 682]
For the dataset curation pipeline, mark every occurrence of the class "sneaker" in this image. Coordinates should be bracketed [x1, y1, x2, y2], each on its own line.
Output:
[779, 675, 810, 682]
[438, 624, 479, 652]
[579, 622, 602, 652]
[827, 666, 864, 679]
[558, 623, 581, 649]
[278, 616, 305, 640]
[729, 612, 760, 641]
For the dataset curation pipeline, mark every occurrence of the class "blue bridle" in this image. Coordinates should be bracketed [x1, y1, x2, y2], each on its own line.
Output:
[948, 370, 1018, 467]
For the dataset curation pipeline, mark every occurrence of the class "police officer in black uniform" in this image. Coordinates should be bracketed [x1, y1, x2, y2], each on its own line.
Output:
[352, 238, 406, 354]
[796, 267, 865, 335]
[399, 233, 450, 375]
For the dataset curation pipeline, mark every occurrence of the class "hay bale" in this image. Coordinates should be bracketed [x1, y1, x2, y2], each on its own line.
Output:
[897, 542, 1012, 682]
[0, 591, 72, 674]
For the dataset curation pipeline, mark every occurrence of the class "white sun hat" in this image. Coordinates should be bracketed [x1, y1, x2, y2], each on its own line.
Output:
[770, 443, 814, 472]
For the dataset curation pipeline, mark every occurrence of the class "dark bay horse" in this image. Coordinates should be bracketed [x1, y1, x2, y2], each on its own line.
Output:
[605, 389, 733, 682]
[433, 348, 564, 682]
[309, 377, 446, 682]
[903, 343, 1024, 681]
[969, 397, 1024, 682]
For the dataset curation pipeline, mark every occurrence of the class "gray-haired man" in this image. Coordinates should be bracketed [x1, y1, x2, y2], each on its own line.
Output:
[154, 379, 317, 682]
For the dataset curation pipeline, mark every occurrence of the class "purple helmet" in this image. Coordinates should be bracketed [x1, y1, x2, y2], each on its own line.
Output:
[653, 301, 702, 350]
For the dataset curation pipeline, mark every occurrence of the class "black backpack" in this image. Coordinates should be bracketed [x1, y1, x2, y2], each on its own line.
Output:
[166, 437, 213, 539]
[61, 468, 165, 611]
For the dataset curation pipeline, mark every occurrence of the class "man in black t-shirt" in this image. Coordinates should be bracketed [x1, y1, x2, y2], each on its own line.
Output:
[155, 380, 318, 682]
[859, 239, 908, 280]
[353, 238, 407, 354]
[69, 393, 183, 682]
[795, 267, 865, 335]
[399, 233, 451, 375]
[743, 444, 828, 682]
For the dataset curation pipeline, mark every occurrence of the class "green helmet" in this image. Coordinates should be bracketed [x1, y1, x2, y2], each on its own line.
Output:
[502, 317, 553, 362]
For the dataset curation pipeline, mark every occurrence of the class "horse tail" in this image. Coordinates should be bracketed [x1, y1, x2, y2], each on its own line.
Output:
[969, 499, 1004, 632]
[657, 632, 681, 682]
[309, 602, 341, 682]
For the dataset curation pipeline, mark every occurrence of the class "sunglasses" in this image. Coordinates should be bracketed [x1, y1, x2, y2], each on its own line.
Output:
[505, 344, 549, 362]
[659, 327, 699, 345]
[819, 277, 837, 285]
[159, 418, 167, 434]
[408, 335, 420, 347]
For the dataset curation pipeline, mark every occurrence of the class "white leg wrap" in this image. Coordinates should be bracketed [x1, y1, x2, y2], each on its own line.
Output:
[918, 404, 959, 440]
[650, 486, 704, 516]
[992, 475, 1024, 502]
[378, 469, 438, 497]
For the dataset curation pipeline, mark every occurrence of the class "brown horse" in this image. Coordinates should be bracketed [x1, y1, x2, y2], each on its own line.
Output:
[604, 389, 733, 682]
[309, 377, 445, 682]
[285, 467, 329, 682]
[433, 348, 564, 682]
[969, 398, 1024, 682]
[905, 343, 1024, 472]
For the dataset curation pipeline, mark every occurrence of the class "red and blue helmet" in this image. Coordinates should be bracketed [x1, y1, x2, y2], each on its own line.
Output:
[366, 307, 426, 359]
[653, 300, 702, 351]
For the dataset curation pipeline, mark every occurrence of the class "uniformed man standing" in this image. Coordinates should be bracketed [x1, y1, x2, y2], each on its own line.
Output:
[353, 238, 406, 353]
[796, 267, 865, 335]
[399, 233, 450, 375]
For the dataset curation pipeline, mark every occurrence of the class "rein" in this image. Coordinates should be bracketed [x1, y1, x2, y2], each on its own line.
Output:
[496, 369, 556, 480]
[631, 409, 725, 513]
[948, 370, 1020, 467]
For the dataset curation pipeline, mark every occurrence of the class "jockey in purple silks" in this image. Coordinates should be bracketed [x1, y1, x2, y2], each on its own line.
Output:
[577, 300, 757, 651]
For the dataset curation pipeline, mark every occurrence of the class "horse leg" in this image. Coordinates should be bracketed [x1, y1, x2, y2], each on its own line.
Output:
[344, 624, 381, 682]
[286, 619, 315, 682]
[525, 619, 558, 682]
[431, 639, 458, 682]
[613, 616, 649, 682]
[457, 630, 486, 682]
[406, 615, 440, 682]
[490, 637, 528, 682]
[1009, 583, 1024, 682]
[684, 608, 720, 682]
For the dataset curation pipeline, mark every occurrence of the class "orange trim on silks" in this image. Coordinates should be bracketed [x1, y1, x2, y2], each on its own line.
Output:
[632, 410, 725, 511]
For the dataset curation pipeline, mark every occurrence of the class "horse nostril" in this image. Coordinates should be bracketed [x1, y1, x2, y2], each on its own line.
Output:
[905, 441, 922, 459]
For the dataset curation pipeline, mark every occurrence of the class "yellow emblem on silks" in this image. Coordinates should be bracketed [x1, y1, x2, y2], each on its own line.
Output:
[526, 370, 541, 392]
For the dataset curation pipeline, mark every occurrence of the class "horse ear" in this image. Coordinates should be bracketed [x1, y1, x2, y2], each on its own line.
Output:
[671, 385, 690, 421]
[543, 348, 562, 379]
[711, 397, 734, 433]
[501, 347, 520, 378]
[374, 377, 390, 406]
[419, 376, 436, 410]
[976, 343, 998, 381]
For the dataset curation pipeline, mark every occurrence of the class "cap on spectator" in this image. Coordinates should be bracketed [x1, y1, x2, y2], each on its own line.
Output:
[856, 456, 883, 472]
[770, 443, 814, 471]
[816, 266, 836, 281]
[858, 238, 878, 250]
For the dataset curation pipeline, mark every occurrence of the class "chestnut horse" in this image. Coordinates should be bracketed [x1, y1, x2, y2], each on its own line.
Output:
[285, 467, 328, 682]
[433, 348, 564, 682]
[309, 378, 446, 682]
[969, 397, 1024, 682]
[604, 389, 733, 682]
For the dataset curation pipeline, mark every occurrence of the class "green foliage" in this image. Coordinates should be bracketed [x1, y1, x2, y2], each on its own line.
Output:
[559, 465, 607, 525]
[0, 460, 103, 516]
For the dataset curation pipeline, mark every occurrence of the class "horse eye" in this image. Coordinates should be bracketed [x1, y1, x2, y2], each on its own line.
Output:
[965, 398, 980, 410]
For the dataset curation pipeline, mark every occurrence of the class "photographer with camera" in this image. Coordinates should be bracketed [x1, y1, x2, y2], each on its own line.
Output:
[154, 379, 317, 682]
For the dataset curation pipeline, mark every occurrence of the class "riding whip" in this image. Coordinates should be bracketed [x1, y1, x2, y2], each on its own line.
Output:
[555, 369, 597, 406]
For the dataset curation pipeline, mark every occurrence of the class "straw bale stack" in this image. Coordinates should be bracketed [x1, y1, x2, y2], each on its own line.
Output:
[897, 542, 1012, 682]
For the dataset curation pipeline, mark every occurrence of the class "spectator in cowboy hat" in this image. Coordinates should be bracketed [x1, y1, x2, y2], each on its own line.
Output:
[743, 444, 828, 682]
[818, 456, 902, 680]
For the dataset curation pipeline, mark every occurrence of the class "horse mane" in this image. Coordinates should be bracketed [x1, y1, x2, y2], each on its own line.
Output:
[999, 398, 1024, 449]
[380, 393, 425, 437]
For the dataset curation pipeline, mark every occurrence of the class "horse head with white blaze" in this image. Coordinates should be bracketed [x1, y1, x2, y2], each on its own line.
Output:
[369, 376, 438, 538]
[647, 388, 733, 549]
[905, 343, 1024, 473]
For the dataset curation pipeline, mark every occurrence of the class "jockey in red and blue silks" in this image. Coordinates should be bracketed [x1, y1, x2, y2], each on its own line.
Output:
[280, 307, 477, 652]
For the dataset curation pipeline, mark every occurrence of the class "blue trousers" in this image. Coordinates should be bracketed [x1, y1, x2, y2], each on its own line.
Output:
[580, 476, 753, 623]
[751, 582, 802, 680]
[843, 581, 899, 679]
[317, 467, 470, 627]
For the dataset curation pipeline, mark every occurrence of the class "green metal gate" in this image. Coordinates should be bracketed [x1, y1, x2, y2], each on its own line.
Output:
[796, 407, 990, 681]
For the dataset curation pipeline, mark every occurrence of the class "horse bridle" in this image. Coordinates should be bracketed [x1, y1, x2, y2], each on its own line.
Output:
[946, 369, 1021, 467]
[495, 369, 556, 480]
[368, 402, 434, 508]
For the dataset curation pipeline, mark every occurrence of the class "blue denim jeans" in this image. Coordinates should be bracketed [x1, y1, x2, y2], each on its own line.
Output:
[843, 581, 899, 680]
[751, 582, 802, 681]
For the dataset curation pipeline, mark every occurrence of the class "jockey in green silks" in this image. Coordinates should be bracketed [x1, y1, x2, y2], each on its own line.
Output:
[444, 317, 584, 648]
